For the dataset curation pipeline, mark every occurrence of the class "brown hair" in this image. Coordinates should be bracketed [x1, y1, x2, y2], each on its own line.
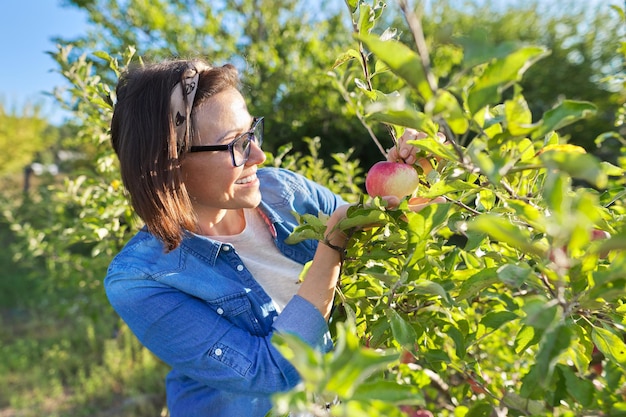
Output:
[111, 59, 240, 251]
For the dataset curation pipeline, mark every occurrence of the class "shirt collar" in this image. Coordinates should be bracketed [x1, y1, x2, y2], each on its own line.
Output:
[179, 203, 283, 265]
[180, 230, 222, 266]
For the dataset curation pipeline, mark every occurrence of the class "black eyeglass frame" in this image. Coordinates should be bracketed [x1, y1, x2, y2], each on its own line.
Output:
[188, 117, 264, 167]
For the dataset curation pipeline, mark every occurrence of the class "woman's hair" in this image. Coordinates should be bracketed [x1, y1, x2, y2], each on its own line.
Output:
[110, 59, 240, 251]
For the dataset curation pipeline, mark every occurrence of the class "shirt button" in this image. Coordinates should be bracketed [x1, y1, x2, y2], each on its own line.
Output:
[216, 307, 224, 315]
[273, 316, 277, 322]
[214, 348, 223, 356]
[236, 264, 244, 271]
[222, 245, 230, 251]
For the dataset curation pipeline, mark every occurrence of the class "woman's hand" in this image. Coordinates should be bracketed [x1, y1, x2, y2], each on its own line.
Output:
[386, 129, 429, 164]
[386, 128, 446, 166]
[322, 204, 351, 251]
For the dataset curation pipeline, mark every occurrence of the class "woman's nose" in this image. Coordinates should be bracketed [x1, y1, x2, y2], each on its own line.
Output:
[246, 141, 266, 166]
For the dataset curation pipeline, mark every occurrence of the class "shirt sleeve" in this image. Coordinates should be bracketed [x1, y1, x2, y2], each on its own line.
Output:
[273, 294, 333, 351]
[105, 265, 303, 396]
[259, 167, 348, 221]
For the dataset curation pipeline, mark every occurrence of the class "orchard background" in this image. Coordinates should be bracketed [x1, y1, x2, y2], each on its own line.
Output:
[1, 0, 625, 416]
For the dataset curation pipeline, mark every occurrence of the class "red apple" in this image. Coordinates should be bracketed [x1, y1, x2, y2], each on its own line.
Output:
[591, 229, 610, 241]
[365, 161, 420, 199]
[591, 229, 610, 259]
[399, 406, 434, 417]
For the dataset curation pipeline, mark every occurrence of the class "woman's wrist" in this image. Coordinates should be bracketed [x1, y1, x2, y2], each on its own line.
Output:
[320, 205, 350, 256]
[321, 234, 347, 254]
[321, 224, 348, 257]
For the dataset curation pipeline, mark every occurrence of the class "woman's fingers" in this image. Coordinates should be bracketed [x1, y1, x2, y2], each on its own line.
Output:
[381, 195, 446, 212]
[381, 195, 401, 207]
[407, 196, 446, 212]
[388, 129, 432, 163]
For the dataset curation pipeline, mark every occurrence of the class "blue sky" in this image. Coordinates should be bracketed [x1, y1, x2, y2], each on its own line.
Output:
[0, 1, 88, 124]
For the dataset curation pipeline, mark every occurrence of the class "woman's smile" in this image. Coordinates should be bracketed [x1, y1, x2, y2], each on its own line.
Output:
[235, 172, 258, 185]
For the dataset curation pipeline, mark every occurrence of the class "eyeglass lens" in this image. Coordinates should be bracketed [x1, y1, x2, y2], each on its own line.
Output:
[233, 119, 263, 166]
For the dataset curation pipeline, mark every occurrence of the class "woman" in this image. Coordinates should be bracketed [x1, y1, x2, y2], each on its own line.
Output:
[106, 58, 430, 416]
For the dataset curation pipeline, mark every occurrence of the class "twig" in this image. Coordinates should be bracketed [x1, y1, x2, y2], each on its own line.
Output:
[348, 3, 399, 157]
[397, 0, 437, 93]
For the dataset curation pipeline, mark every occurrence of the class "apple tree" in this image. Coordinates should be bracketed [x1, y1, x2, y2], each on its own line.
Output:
[272, 1, 626, 416]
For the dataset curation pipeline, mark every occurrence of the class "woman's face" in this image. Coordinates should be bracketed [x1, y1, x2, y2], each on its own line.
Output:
[182, 87, 266, 216]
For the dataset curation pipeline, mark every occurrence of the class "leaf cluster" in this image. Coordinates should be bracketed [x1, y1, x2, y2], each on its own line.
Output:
[273, 1, 626, 415]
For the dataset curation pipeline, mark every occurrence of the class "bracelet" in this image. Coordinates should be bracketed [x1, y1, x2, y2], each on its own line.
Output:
[321, 236, 347, 263]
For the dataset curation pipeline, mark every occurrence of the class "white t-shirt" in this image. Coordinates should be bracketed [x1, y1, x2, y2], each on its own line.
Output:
[212, 209, 304, 312]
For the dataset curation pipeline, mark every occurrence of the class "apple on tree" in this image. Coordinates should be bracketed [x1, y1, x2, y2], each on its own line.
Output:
[365, 161, 420, 199]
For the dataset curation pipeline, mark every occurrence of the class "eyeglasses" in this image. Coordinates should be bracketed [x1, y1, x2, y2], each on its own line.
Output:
[189, 117, 264, 167]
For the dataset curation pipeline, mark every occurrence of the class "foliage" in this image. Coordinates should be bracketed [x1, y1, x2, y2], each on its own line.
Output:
[57, 0, 624, 168]
[411, 0, 624, 155]
[0, 102, 57, 179]
[58, 0, 369, 162]
[275, 1, 626, 416]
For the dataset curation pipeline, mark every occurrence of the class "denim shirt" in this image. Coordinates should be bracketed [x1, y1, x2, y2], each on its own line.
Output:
[104, 167, 346, 417]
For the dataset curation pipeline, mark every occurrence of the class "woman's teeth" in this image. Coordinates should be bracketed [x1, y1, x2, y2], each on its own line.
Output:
[235, 174, 256, 184]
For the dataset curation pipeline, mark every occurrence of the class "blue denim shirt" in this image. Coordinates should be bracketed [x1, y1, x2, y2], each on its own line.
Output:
[104, 167, 346, 417]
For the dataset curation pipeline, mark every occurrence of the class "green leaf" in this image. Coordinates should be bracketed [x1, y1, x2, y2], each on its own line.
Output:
[429, 89, 469, 134]
[325, 347, 399, 398]
[480, 311, 518, 331]
[505, 95, 535, 136]
[535, 324, 573, 382]
[592, 327, 626, 370]
[357, 3, 375, 35]
[333, 48, 361, 69]
[532, 100, 597, 139]
[467, 214, 548, 257]
[521, 298, 558, 330]
[365, 93, 439, 135]
[477, 189, 496, 211]
[558, 365, 595, 407]
[502, 392, 545, 414]
[425, 179, 478, 197]
[496, 263, 532, 288]
[336, 207, 388, 230]
[405, 135, 459, 163]
[408, 279, 454, 305]
[387, 309, 418, 347]
[357, 33, 433, 100]
[405, 202, 450, 242]
[466, 142, 502, 183]
[466, 401, 493, 417]
[366, 108, 438, 136]
[506, 200, 546, 231]
[539, 150, 607, 189]
[445, 324, 466, 359]
[351, 381, 424, 404]
[457, 267, 500, 301]
[284, 226, 323, 244]
[467, 46, 549, 113]
[285, 211, 329, 244]
[520, 365, 543, 397]
[345, 0, 359, 13]
[271, 332, 325, 386]
[515, 325, 542, 353]
[424, 349, 451, 366]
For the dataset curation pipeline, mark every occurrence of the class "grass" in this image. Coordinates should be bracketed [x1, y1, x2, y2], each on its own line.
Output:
[0, 220, 169, 417]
